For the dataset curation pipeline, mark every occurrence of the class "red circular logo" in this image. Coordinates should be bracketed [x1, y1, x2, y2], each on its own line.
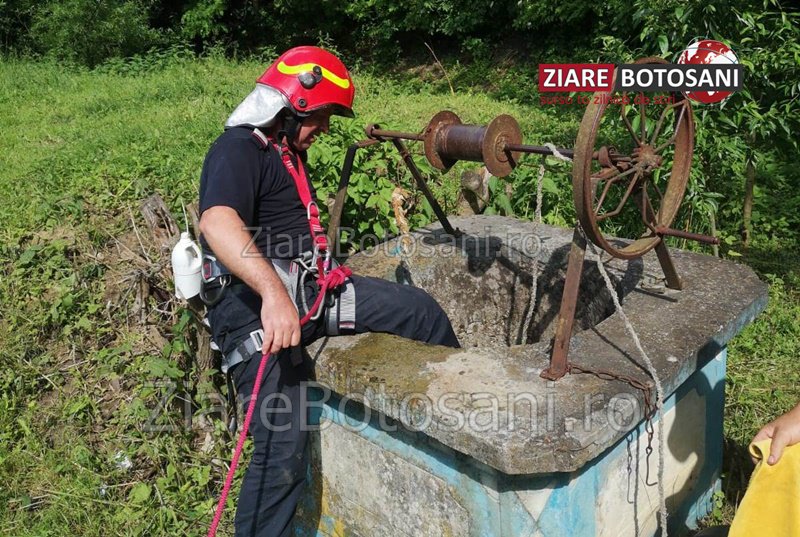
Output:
[677, 39, 738, 104]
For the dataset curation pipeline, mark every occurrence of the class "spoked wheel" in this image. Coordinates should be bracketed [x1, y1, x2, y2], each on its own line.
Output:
[572, 57, 695, 259]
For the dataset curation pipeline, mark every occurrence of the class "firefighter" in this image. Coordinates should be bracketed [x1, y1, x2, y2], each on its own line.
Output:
[198, 46, 459, 536]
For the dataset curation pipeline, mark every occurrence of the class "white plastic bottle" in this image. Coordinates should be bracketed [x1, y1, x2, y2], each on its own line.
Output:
[171, 231, 202, 300]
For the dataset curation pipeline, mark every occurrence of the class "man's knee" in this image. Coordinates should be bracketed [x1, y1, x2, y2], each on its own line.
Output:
[422, 288, 460, 344]
[403, 288, 458, 344]
[408, 287, 448, 320]
[248, 426, 308, 484]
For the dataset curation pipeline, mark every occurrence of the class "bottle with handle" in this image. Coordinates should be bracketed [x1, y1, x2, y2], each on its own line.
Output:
[171, 231, 202, 300]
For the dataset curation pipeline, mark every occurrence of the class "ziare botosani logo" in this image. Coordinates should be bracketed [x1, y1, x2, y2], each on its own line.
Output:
[538, 39, 742, 106]
[677, 39, 740, 104]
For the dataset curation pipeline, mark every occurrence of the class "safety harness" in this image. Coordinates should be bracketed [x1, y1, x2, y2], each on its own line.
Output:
[200, 128, 356, 374]
[206, 128, 353, 537]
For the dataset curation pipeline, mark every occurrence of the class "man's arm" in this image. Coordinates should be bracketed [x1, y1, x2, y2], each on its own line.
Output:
[199, 205, 301, 355]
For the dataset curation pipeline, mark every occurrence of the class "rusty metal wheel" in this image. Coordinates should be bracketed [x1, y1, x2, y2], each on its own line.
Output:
[572, 57, 695, 259]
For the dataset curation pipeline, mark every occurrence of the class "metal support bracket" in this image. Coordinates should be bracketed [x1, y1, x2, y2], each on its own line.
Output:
[542, 227, 587, 381]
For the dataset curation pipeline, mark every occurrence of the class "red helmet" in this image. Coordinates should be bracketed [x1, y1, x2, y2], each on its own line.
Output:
[258, 46, 355, 118]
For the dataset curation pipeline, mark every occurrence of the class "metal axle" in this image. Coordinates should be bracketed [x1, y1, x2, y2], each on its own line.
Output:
[331, 107, 715, 385]
[366, 117, 633, 175]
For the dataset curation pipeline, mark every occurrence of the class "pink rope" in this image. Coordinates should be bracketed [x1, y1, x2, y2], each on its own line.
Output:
[207, 351, 271, 537]
[207, 265, 352, 536]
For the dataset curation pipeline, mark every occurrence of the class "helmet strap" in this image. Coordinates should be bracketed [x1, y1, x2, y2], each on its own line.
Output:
[278, 111, 305, 151]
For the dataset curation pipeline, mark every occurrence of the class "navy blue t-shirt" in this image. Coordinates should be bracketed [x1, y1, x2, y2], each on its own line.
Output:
[199, 126, 315, 259]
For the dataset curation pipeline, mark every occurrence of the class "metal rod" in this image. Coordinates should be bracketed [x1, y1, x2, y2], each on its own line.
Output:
[366, 126, 639, 166]
[656, 226, 719, 244]
[654, 241, 684, 290]
[636, 187, 683, 289]
[504, 142, 575, 159]
[390, 138, 458, 237]
[367, 122, 641, 166]
[367, 127, 425, 142]
[655, 226, 720, 245]
[504, 143, 632, 163]
[542, 227, 586, 381]
[327, 139, 382, 254]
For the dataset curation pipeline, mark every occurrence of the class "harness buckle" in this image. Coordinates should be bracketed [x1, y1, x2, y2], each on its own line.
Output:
[249, 329, 265, 353]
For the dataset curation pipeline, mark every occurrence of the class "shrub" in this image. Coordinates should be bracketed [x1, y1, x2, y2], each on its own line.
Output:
[29, 0, 162, 67]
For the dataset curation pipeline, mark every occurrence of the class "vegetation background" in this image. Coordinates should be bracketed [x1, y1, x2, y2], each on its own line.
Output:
[1, 0, 798, 534]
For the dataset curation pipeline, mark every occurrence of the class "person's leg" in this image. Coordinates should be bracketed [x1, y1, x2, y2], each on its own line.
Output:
[223, 273, 456, 536]
[231, 350, 313, 537]
[348, 275, 460, 348]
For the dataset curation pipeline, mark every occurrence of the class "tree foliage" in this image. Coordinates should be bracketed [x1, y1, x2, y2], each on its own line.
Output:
[0, 0, 797, 247]
[604, 0, 800, 247]
[29, 0, 162, 66]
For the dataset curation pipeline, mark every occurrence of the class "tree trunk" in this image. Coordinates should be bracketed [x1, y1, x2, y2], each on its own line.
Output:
[709, 207, 719, 258]
[742, 156, 756, 249]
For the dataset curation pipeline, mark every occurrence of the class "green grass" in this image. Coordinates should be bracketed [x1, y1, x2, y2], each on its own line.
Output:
[0, 54, 574, 536]
[0, 55, 797, 534]
[0, 54, 576, 244]
[713, 246, 800, 525]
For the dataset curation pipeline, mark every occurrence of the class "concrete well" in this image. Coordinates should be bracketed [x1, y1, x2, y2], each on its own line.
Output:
[296, 215, 767, 537]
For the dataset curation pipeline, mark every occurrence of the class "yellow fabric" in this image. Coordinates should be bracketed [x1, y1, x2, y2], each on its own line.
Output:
[729, 439, 800, 537]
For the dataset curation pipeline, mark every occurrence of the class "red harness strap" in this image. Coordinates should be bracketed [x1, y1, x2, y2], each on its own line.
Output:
[277, 142, 329, 274]
[251, 127, 350, 286]
[207, 132, 351, 537]
[274, 138, 352, 295]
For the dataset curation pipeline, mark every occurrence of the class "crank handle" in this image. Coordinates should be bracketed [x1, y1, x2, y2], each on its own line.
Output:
[655, 226, 720, 245]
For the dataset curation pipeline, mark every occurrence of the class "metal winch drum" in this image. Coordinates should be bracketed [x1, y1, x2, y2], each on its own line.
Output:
[327, 57, 719, 380]
[422, 111, 523, 177]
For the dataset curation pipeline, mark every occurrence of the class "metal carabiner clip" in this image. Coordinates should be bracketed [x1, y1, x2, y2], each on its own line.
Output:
[306, 201, 319, 220]
[199, 274, 231, 307]
[294, 250, 315, 274]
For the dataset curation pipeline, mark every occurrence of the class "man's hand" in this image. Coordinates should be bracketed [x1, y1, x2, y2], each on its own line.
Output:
[752, 402, 800, 465]
[260, 289, 301, 355]
[200, 206, 301, 355]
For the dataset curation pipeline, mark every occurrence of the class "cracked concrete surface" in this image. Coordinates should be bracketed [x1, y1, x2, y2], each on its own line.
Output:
[308, 215, 768, 474]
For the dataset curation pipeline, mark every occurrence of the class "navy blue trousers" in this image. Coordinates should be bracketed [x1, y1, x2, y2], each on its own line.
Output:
[209, 275, 459, 537]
